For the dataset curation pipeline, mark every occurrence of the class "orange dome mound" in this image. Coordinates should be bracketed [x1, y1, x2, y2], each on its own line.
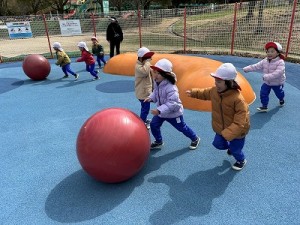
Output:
[103, 53, 256, 111]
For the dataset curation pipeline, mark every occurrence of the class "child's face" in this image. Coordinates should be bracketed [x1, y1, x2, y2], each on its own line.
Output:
[152, 70, 164, 83]
[214, 78, 227, 93]
[92, 39, 97, 44]
[79, 47, 83, 51]
[266, 47, 279, 59]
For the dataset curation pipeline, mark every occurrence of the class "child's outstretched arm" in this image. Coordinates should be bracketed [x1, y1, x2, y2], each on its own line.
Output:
[243, 60, 264, 73]
[186, 88, 212, 100]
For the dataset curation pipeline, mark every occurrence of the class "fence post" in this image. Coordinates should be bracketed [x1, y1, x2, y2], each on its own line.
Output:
[42, 14, 53, 59]
[138, 9, 142, 48]
[230, 3, 237, 55]
[285, 0, 297, 58]
[91, 13, 97, 37]
[183, 7, 187, 54]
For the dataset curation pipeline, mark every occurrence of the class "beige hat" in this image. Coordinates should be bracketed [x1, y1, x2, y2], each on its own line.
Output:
[77, 41, 89, 51]
[211, 63, 237, 80]
[52, 42, 63, 51]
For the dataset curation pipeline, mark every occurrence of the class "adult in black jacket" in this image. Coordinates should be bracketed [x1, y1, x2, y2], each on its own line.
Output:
[106, 16, 123, 58]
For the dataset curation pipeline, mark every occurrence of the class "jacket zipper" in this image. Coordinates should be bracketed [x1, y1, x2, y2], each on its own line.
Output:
[220, 95, 225, 130]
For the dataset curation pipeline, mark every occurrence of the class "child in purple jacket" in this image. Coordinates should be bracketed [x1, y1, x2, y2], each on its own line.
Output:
[144, 58, 200, 150]
[243, 41, 286, 112]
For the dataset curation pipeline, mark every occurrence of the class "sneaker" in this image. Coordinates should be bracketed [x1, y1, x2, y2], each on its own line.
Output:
[227, 149, 232, 156]
[150, 141, 164, 149]
[92, 76, 100, 81]
[62, 75, 68, 78]
[189, 137, 200, 150]
[232, 159, 247, 171]
[257, 106, 268, 112]
[74, 74, 79, 80]
[279, 100, 285, 107]
[145, 119, 151, 130]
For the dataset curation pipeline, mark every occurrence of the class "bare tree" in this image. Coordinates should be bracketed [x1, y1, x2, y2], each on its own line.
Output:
[255, 0, 265, 34]
[245, 0, 256, 21]
[0, 0, 9, 16]
[45, 0, 70, 14]
[15, 0, 47, 15]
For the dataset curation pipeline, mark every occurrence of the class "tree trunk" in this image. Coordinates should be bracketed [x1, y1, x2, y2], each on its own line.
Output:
[245, 1, 256, 21]
[255, 0, 265, 34]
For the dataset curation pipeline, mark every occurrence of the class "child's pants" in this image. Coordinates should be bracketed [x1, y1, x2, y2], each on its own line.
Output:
[212, 133, 245, 162]
[139, 99, 150, 122]
[96, 55, 106, 67]
[62, 63, 76, 76]
[86, 63, 98, 77]
[150, 115, 198, 143]
[260, 83, 285, 107]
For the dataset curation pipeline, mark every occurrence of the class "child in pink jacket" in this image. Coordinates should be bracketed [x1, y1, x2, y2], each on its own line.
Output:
[243, 42, 285, 112]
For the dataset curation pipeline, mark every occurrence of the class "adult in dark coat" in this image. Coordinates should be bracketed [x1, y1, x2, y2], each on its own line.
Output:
[106, 16, 123, 58]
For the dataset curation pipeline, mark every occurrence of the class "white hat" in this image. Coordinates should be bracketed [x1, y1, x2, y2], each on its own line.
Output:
[109, 16, 117, 22]
[77, 41, 89, 51]
[211, 63, 237, 80]
[150, 58, 173, 73]
[137, 47, 154, 58]
[52, 42, 63, 51]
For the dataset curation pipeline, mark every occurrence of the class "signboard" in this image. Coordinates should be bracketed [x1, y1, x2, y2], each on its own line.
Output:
[59, 20, 82, 36]
[6, 21, 32, 39]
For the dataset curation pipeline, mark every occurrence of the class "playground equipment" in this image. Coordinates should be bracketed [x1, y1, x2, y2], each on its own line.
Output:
[103, 53, 256, 112]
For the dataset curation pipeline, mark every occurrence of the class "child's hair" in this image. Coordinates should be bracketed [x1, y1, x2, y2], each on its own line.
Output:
[159, 71, 176, 85]
[225, 80, 241, 91]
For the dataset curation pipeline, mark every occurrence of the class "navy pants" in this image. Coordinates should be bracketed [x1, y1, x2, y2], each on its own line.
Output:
[260, 83, 285, 107]
[85, 63, 98, 77]
[96, 55, 106, 68]
[212, 133, 245, 162]
[62, 63, 76, 76]
[139, 99, 150, 122]
[150, 115, 198, 143]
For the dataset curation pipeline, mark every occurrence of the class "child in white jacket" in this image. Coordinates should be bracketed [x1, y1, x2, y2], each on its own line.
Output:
[243, 42, 286, 112]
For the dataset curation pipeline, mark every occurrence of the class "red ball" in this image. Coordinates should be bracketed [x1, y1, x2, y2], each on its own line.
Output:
[76, 108, 150, 183]
[22, 54, 51, 80]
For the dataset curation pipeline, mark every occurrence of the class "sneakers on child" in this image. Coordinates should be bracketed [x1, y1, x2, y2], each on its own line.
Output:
[92, 76, 100, 81]
[279, 100, 285, 107]
[145, 119, 151, 130]
[257, 106, 268, 112]
[74, 74, 79, 80]
[227, 149, 232, 156]
[189, 137, 200, 150]
[232, 159, 247, 171]
[150, 141, 164, 149]
[62, 75, 68, 78]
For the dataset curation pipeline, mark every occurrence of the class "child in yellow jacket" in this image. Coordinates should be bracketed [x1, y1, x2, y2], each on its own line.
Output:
[52, 42, 79, 80]
[186, 63, 250, 171]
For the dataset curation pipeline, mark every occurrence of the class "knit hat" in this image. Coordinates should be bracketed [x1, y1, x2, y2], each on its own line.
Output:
[77, 41, 89, 51]
[137, 47, 154, 58]
[211, 63, 237, 80]
[52, 42, 63, 51]
[265, 42, 283, 52]
[91, 36, 98, 41]
[151, 58, 173, 73]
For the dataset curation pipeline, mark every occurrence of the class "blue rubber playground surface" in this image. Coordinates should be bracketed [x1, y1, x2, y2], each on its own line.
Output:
[1, 54, 299, 225]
